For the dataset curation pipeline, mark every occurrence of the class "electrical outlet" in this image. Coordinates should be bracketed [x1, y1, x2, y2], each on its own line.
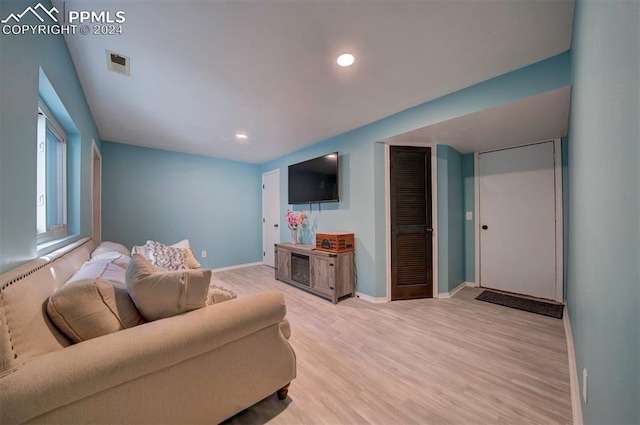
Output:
[582, 368, 588, 403]
[201, 250, 207, 258]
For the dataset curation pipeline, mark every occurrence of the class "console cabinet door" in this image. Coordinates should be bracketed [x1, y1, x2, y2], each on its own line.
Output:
[275, 247, 290, 280]
[310, 256, 335, 298]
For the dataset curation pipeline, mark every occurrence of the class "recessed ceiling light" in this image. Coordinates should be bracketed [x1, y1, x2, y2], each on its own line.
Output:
[336, 53, 355, 67]
[235, 132, 248, 142]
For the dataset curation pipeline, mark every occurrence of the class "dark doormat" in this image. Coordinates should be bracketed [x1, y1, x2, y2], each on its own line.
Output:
[475, 290, 563, 319]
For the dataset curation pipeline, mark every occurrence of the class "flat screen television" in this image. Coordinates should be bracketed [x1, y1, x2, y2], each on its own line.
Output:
[288, 152, 339, 204]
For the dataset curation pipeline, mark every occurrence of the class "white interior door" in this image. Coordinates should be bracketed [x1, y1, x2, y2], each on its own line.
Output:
[478, 141, 559, 301]
[262, 170, 280, 267]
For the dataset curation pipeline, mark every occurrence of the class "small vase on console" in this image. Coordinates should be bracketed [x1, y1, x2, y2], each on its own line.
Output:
[285, 209, 306, 246]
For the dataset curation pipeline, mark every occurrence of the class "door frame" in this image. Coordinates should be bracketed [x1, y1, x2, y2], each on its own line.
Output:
[385, 142, 439, 301]
[91, 139, 102, 245]
[475, 138, 563, 302]
[262, 169, 280, 267]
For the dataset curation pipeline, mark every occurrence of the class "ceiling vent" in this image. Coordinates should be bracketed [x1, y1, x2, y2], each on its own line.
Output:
[106, 50, 130, 76]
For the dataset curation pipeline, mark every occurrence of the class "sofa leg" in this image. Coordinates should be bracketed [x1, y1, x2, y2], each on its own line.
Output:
[277, 383, 290, 400]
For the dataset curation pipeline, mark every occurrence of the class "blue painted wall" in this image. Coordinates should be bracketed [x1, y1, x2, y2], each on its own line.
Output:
[261, 134, 379, 295]
[260, 53, 570, 298]
[462, 153, 475, 283]
[437, 145, 465, 293]
[446, 147, 464, 292]
[0, 0, 101, 273]
[373, 142, 387, 297]
[101, 142, 262, 269]
[567, 0, 639, 423]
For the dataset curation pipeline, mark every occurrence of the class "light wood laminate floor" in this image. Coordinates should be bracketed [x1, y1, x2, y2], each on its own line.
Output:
[215, 265, 572, 425]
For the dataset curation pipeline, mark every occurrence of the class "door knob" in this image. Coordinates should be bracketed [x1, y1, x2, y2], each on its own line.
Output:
[274, 224, 279, 228]
[482, 225, 488, 230]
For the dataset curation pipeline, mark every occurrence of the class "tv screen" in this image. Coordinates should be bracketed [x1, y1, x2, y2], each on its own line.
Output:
[288, 152, 339, 204]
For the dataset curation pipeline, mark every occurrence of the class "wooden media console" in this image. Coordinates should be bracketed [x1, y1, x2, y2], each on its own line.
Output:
[274, 243, 355, 304]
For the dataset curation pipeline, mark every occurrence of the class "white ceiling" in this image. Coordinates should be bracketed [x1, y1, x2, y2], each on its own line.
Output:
[57, 0, 574, 163]
[386, 86, 572, 153]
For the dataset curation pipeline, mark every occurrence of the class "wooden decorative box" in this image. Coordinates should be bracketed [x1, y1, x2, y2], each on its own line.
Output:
[315, 232, 355, 253]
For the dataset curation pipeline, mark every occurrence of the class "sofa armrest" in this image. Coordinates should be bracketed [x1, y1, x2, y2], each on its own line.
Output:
[0, 291, 289, 425]
[279, 318, 292, 339]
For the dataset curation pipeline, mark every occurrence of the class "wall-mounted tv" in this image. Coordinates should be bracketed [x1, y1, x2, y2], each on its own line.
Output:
[288, 152, 339, 204]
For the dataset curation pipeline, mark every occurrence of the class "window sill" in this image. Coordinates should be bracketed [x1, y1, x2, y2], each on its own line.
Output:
[37, 235, 80, 256]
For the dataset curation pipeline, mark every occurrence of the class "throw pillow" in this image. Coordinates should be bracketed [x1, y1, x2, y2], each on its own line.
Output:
[125, 254, 212, 321]
[47, 278, 145, 343]
[132, 240, 202, 269]
[206, 284, 237, 305]
[171, 239, 202, 269]
[131, 245, 145, 257]
[144, 240, 187, 270]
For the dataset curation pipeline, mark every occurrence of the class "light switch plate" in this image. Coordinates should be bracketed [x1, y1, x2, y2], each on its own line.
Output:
[466, 211, 473, 220]
[201, 251, 207, 258]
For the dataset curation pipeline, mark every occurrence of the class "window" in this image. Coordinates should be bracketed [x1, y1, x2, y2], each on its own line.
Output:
[37, 100, 67, 244]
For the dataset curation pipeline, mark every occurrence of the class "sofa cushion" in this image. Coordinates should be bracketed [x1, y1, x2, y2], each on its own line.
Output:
[47, 278, 145, 343]
[66, 259, 127, 285]
[126, 255, 211, 321]
[91, 241, 130, 259]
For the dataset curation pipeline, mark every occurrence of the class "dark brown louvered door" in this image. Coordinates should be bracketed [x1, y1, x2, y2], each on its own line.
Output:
[390, 146, 433, 300]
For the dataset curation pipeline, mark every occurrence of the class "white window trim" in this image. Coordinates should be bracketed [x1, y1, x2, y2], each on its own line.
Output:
[37, 100, 68, 245]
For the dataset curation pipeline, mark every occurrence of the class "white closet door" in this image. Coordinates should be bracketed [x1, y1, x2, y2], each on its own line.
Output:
[478, 141, 557, 300]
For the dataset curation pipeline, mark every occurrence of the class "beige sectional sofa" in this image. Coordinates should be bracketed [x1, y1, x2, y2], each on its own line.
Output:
[0, 238, 296, 424]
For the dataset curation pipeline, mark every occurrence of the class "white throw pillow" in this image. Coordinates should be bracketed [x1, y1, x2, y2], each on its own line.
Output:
[125, 254, 211, 321]
[144, 240, 188, 270]
[131, 245, 146, 257]
[47, 278, 145, 343]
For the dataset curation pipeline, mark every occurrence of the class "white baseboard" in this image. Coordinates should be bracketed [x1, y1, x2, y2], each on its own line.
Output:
[438, 281, 476, 299]
[355, 292, 388, 303]
[211, 262, 263, 272]
[564, 304, 584, 425]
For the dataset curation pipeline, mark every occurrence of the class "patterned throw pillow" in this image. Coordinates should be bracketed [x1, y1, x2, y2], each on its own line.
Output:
[144, 240, 188, 270]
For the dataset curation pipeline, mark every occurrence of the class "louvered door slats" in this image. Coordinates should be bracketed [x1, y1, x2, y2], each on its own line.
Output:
[390, 146, 433, 300]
